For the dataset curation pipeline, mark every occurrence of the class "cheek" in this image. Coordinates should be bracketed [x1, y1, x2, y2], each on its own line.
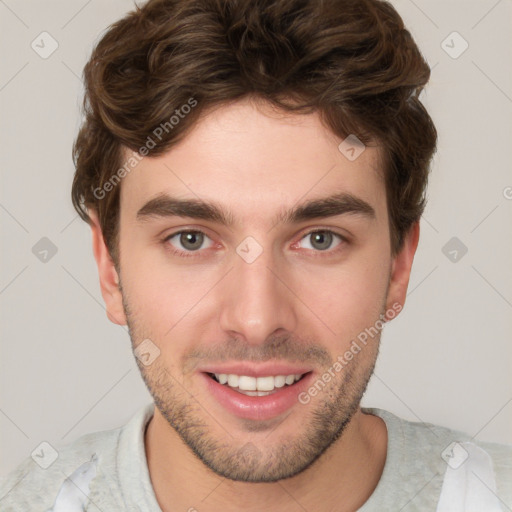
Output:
[293, 252, 390, 341]
[120, 243, 220, 351]
[123, 272, 202, 328]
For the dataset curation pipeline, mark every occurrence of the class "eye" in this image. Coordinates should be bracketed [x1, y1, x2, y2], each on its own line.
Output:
[163, 228, 347, 258]
[297, 230, 344, 252]
[164, 230, 213, 255]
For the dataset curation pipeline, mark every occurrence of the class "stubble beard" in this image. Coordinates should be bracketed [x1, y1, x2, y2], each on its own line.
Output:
[121, 283, 382, 483]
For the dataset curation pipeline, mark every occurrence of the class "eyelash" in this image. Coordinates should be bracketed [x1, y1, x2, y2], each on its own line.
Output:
[162, 229, 348, 259]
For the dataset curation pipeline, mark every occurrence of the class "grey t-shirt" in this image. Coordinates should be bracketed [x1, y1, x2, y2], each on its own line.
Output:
[1, 403, 510, 511]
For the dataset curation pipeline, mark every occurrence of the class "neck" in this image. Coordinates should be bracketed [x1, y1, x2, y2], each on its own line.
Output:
[145, 407, 387, 512]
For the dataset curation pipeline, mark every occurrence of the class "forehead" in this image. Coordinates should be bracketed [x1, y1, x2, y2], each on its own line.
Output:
[119, 98, 385, 224]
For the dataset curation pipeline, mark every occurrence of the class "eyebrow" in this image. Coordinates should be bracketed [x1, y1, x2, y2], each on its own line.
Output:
[136, 191, 376, 226]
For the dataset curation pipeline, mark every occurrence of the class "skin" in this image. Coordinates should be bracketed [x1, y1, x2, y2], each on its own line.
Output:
[89, 97, 419, 512]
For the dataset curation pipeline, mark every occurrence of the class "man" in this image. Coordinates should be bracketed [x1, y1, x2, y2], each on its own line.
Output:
[1, 0, 510, 510]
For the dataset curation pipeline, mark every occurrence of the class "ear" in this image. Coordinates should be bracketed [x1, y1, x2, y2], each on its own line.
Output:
[89, 209, 127, 326]
[385, 221, 420, 318]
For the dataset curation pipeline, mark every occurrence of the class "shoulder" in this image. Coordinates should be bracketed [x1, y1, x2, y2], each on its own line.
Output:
[364, 407, 512, 508]
[0, 409, 143, 512]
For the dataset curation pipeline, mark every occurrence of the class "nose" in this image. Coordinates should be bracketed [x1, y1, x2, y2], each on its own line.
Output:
[218, 243, 298, 346]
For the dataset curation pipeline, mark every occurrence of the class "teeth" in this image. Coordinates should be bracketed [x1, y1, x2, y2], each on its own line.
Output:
[238, 376, 256, 391]
[256, 376, 274, 391]
[274, 375, 286, 388]
[238, 390, 274, 397]
[213, 373, 304, 391]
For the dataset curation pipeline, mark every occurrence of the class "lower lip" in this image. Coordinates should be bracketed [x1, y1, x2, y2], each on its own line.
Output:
[200, 372, 313, 421]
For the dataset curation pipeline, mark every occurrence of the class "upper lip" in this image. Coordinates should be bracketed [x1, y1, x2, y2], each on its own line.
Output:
[197, 362, 313, 378]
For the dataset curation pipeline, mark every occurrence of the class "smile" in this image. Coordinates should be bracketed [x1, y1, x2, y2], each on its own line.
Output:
[209, 372, 307, 396]
[201, 368, 314, 421]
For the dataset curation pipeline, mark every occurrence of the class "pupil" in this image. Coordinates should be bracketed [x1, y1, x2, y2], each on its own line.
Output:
[312, 231, 332, 251]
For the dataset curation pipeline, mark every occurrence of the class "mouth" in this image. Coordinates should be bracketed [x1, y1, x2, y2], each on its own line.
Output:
[207, 372, 309, 396]
[199, 366, 314, 421]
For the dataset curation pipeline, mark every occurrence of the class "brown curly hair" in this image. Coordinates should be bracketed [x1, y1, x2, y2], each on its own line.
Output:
[71, 0, 437, 265]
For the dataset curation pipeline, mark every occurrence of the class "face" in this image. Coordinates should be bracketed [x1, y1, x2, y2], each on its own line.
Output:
[93, 97, 417, 483]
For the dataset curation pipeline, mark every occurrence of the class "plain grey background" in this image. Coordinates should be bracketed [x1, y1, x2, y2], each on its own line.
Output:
[1, 0, 511, 478]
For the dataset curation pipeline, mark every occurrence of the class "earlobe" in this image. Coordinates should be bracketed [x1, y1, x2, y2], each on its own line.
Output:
[385, 221, 420, 318]
[89, 210, 127, 326]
